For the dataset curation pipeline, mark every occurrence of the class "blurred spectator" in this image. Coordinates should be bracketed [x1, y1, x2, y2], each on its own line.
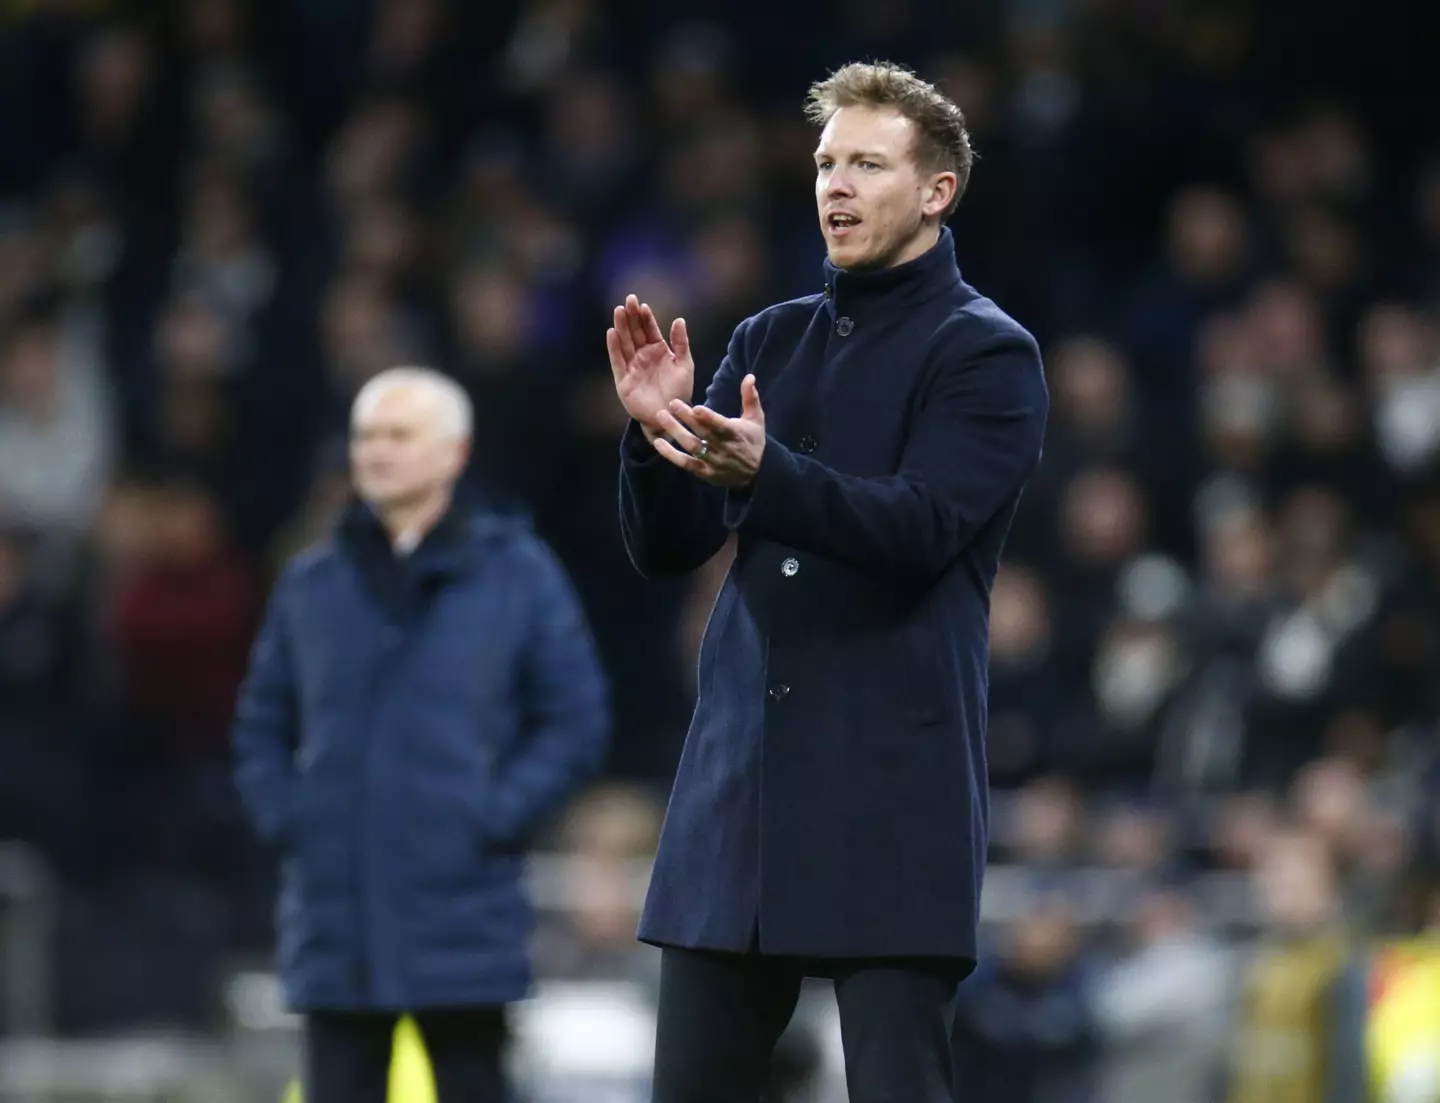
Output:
[1013, 334, 1193, 561]
[952, 892, 1099, 1103]
[447, 259, 560, 513]
[1291, 756, 1409, 929]
[541, 69, 639, 220]
[1123, 187, 1251, 426]
[1091, 802, 1175, 878]
[1271, 370, 1391, 526]
[1092, 880, 1236, 1103]
[171, 170, 276, 345]
[1050, 467, 1151, 731]
[1158, 507, 1278, 790]
[317, 269, 425, 432]
[1246, 488, 1380, 785]
[0, 527, 94, 871]
[70, 23, 176, 205]
[323, 95, 431, 214]
[1359, 301, 1440, 476]
[0, 304, 115, 534]
[1225, 828, 1368, 1103]
[531, 783, 664, 987]
[104, 476, 258, 766]
[1000, 777, 1089, 869]
[986, 565, 1095, 783]
[1209, 791, 1283, 873]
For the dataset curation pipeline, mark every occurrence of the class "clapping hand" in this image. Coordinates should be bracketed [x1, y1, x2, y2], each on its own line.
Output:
[607, 293, 767, 487]
[607, 295, 694, 439]
[650, 375, 767, 490]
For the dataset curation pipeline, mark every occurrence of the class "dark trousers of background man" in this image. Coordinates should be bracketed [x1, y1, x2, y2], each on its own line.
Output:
[304, 1007, 509, 1103]
[650, 945, 961, 1103]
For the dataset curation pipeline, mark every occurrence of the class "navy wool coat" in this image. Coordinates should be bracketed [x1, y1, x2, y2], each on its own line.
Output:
[232, 501, 608, 1011]
[619, 227, 1048, 968]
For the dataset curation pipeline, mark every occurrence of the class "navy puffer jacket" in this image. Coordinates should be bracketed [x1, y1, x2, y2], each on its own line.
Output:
[233, 501, 608, 1010]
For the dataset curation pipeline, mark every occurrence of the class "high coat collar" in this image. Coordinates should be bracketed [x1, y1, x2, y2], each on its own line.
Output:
[337, 493, 499, 582]
[821, 224, 963, 320]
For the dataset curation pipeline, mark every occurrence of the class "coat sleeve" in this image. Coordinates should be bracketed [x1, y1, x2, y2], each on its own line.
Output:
[723, 325, 1048, 581]
[617, 318, 751, 577]
[477, 537, 610, 848]
[231, 570, 300, 849]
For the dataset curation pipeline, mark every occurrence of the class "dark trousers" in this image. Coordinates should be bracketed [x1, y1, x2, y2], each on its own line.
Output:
[652, 946, 960, 1103]
[304, 1007, 509, 1103]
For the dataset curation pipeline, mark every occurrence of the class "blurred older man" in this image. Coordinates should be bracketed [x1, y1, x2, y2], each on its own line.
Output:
[232, 366, 608, 1103]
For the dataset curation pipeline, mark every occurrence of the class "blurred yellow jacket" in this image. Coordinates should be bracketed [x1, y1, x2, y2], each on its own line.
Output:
[1367, 937, 1440, 1103]
[1227, 931, 1366, 1103]
[282, 1015, 436, 1103]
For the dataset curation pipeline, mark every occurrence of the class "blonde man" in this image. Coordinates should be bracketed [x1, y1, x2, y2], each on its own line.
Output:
[609, 63, 1049, 1101]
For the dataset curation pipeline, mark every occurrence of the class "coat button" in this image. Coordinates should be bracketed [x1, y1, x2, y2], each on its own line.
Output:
[798, 434, 817, 453]
[836, 317, 854, 336]
[780, 557, 799, 577]
[768, 684, 790, 702]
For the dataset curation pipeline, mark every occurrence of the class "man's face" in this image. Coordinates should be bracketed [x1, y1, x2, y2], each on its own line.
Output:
[1255, 834, 1337, 933]
[815, 105, 946, 271]
[350, 383, 465, 510]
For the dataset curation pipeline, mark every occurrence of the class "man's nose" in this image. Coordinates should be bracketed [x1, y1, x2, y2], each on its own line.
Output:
[826, 170, 855, 198]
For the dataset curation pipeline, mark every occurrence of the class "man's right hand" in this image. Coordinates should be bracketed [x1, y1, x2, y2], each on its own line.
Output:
[607, 294, 695, 442]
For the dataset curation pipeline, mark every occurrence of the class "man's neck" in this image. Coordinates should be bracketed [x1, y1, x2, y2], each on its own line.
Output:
[376, 490, 452, 554]
[890, 223, 941, 268]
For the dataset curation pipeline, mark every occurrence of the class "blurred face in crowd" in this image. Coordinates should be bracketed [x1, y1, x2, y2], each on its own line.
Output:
[451, 264, 529, 365]
[1247, 280, 1324, 377]
[1203, 509, 1274, 600]
[151, 485, 223, 567]
[1051, 337, 1131, 438]
[1011, 778, 1084, 864]
[814, 105, 955, 271]
[989, 565, 1051, 664]
[1131, 886, 1193, 947]
[1006, 898, 1079, 979]
[2, 324, 60, 417]
[350, 378, 469, 513]
[1255, 830, 1339, 934]
[559, 784, 663, 948]
[1276, 486, 1348, 590]
[1061, 468, 1147, 567]
[1096, 805, 1170, 872]
[155, 295, 231, 379]
[1359, 303, 1435, 381]
[1213, 792, 1279, 871]
[1168, 187, 1247, 285]
[1293, 757, 1370, 862]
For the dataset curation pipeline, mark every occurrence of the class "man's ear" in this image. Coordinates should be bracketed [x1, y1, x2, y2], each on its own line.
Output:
[924, 171, 958, 219]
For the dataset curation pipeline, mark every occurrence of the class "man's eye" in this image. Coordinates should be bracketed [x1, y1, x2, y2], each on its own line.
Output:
[860, 161, 880, 171]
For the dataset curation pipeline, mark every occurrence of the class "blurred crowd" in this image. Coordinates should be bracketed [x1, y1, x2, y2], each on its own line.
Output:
[1, 0, 1440, 1097]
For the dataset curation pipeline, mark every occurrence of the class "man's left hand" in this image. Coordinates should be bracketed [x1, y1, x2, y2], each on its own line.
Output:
[652, 374, 767, 488]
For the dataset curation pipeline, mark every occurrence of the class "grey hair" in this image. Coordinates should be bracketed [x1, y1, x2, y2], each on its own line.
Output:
[352, 366, 473, 440]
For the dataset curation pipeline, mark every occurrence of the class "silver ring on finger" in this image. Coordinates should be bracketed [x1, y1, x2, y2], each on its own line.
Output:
[695, 439, 709, 459]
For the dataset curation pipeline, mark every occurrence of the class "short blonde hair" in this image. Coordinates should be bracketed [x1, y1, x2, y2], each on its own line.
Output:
[804, 61, 974, 220]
